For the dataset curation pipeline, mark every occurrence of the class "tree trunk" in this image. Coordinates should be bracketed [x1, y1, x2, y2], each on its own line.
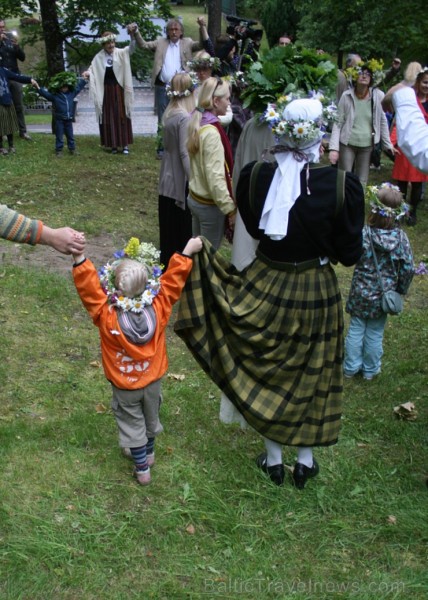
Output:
[39, 0, 65, 76]
[207, 0, 222, 44]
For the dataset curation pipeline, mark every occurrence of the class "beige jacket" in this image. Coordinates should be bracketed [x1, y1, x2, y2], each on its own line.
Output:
[135, 34, 202, 85]
[329, 87, 394, 152]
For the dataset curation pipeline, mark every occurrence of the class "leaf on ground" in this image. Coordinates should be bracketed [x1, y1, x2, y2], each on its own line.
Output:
[95, 403, 107, 413]
[168, 373, 185, 381]
[90, 360, 102, 368]
[393, 402, 418, 420]
[186, 524, 196, 535]
[387, 515, 397, 525]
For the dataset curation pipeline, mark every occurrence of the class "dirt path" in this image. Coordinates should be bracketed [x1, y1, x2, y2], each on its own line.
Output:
[0, 234, 115, 276]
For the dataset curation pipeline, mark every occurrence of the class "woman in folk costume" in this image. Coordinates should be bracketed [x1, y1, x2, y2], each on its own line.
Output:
[175, 97, 365, 489]
[85, 30, 135, 154]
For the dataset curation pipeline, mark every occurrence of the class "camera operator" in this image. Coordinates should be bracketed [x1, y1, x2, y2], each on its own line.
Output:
[224, 15, 262, 70]
[0, 19, 31, 140]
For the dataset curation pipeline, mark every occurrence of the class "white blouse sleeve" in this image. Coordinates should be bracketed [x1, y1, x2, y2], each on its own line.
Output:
[393, 87, 428, 173]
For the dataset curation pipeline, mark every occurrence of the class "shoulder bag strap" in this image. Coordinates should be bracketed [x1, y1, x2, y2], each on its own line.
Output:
[367, 226, 384, 292]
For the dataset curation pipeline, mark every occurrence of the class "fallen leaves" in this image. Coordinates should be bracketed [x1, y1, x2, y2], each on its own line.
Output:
[168, 373, 185, 381]
[393, 402, 418, 421]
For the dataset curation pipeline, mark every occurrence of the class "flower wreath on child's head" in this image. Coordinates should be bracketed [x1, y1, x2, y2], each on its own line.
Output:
[98, 238, 163, 313]
[259, 89, 337, 145]
[366, 183, 409, 220]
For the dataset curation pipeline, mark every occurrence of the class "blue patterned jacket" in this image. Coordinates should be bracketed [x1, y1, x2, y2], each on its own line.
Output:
[346, 225, 414, 319]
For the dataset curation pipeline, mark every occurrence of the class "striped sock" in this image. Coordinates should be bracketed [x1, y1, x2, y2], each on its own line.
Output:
[130, 445, 148, 472]
[146, 437, 155, 456]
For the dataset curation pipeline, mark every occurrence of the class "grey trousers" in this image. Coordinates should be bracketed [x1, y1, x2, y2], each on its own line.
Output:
[187, 195, 225, 250]
[338, 142, 372, 187]
[111, 379, 164, 448]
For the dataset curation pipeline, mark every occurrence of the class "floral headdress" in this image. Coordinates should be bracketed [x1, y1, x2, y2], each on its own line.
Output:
[97, 33, 116, 45]
[366, 183, 409, 220]
[222, 70, 247, 90]
[260, 90, 337, 145]
[187, 56, 220, 71]
[98, 238, 163, 313]
[345, 58, 384, 87]
[166, 81, 195, 99]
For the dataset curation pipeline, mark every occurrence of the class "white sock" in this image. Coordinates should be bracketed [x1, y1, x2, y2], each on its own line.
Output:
[297, 447, 313, 468]
[263, 437, 283, 466]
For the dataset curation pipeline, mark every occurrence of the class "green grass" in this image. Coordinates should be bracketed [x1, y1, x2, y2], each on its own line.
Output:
[0, 139, 427, 597]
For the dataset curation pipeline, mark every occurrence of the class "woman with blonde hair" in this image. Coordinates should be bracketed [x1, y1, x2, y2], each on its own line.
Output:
[158, 73, 196, 268]
[187, 77, 236, 249]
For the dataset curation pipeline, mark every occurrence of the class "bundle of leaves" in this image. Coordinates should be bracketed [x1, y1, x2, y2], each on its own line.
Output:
[48, 71, 78, 92]
[241, 44, 338, 113]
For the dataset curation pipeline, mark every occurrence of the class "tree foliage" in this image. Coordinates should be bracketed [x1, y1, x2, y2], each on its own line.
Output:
[2, 0, 172, 77]
[247, 0, 300, 48]
[295, 0, 428, 67]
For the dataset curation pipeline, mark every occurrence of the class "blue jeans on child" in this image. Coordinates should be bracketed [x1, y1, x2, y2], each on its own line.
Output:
[56, 119, 75, 151]
[344, 314, 387, 378]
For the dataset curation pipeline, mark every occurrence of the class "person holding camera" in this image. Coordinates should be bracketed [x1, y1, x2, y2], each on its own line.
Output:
[0, 19, 31, 141]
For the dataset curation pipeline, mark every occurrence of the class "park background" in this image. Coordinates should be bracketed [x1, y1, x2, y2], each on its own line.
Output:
[0, 2, 427, 599]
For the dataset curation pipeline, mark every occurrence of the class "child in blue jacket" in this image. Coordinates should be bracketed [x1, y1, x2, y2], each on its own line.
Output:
[36, 72, 87, 156]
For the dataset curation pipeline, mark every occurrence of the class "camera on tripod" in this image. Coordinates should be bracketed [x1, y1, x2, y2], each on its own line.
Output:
[225, 14, 260, 41]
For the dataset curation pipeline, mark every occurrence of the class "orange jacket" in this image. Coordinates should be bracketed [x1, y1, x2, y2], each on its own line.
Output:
[73, 252, 193, 389]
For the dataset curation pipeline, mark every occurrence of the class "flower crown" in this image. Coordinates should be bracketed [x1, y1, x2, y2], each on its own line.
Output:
[98, 238, 163, 313]
[222, 70, 247, 89]
[166, 82, 195, 99]
[259, 90, 337, 144]
[366, 183, 409, 220]
[187, 56, 220, 71]
[98, 33, 116, 44]
[345, 58, 384, 86]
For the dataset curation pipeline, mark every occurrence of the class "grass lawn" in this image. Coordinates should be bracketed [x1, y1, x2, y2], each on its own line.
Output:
[0, 133, 427, 599]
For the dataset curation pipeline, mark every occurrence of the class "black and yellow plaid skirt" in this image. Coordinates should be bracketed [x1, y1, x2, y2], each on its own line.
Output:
[175, 238, 344, 447]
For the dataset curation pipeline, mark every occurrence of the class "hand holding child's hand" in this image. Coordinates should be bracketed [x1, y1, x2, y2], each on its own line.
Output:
[183, 237, 203, 256]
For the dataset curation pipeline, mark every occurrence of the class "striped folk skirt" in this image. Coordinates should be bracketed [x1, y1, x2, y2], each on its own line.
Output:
[100, 82, 133, 149]
[175, 238, 344, 447]
[0, 104, 19, 137]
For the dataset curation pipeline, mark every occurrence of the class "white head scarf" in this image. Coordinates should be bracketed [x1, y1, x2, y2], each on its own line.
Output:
[259, 98, 324, 240]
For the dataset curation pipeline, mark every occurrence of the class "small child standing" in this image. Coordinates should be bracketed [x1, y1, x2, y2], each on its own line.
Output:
[35, 71, 87, 156]
[72, 236, 202, 485]
[344, 183, 414, 380]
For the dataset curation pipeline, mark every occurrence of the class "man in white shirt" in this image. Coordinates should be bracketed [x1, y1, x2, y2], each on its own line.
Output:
[133, 17, 209, 158]
[383, 83, 428, 174]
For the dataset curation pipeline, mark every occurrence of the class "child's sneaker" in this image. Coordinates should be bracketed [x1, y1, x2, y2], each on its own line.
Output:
[134, 467, 151, 486]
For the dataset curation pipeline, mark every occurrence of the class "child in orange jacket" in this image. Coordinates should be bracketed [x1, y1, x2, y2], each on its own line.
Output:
[72, 236, 202, 485]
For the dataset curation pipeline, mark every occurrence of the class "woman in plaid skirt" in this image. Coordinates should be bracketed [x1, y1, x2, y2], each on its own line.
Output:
[175, 98, 365, 488]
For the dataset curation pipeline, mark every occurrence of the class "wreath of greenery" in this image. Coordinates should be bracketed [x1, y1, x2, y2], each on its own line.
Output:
[48, 71, 78, 92]
[241, 44, 338, 114]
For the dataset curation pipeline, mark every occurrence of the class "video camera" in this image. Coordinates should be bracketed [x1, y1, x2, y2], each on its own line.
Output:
[225, 14, 261, 42]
